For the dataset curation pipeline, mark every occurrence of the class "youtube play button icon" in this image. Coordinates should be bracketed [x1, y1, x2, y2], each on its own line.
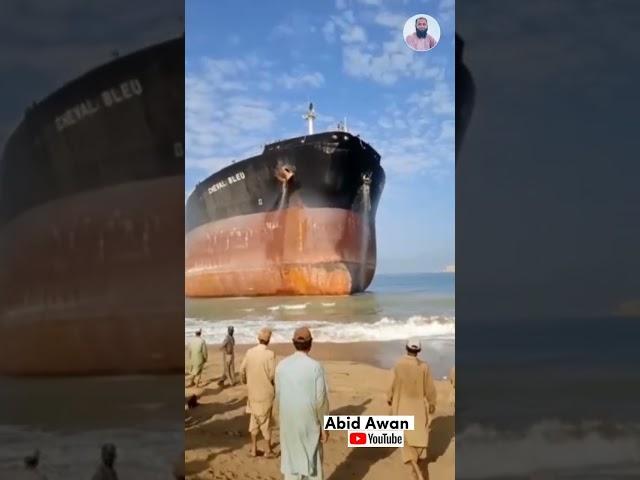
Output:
[349, 432, 367, 445]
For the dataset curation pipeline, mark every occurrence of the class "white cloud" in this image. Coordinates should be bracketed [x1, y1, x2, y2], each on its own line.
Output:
[324, 9, 446, 87]
[310, 17, 455, 178]
[343, 36, 444, 86]
[406, 80, 454, 115]
[278, 71, 325, 89]
[439, 0, 455, 10]
[341, 25, 367, 43]
[378, 117, 393, 129]
[374, 11, 407, 29]
[186, 56, 279, 175]
[323, 20, 337, 43]
[272, 20, 296, 37]
[349, 88, 454, 177]
[187, 57, 328, 180]
[187, 0, 454, 184]
[270, 12, 319, 39]
[437, 0, 455, 26]
[443, 264, 455, 273]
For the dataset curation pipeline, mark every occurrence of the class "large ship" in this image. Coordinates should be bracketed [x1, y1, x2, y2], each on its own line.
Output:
[185, 104, 385, 297]
[0, 37, 185, 375]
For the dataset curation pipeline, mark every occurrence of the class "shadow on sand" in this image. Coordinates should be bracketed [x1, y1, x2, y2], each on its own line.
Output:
[327, 399, 397, 480]
[420, 414, 455, 478]
[185, 396, 246, 429]
[185, 396, 250, 477]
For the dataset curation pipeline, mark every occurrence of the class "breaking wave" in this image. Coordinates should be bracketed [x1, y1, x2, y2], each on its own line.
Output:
[184, 314, 454, 344]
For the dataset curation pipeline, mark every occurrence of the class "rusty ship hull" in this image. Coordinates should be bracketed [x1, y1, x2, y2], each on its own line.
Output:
[185, 131, 385, 297]
[0, 37, 184, 375]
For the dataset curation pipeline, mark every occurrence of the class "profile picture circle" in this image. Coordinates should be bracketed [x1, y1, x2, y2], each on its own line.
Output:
[403, 14, 441, 52]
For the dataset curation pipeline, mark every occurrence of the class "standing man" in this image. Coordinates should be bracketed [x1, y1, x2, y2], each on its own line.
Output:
[186, 328, 207, 388]
[91, 444, 119, 480]
[240, 327, 277, 458]
[276, 327, 329, 480]
[405, 16, 438, 51]
[218, 326, 236, 387]
[387, 338, 437, 480]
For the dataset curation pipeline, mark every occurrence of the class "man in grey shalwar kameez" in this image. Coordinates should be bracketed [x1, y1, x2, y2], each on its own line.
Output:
[218, 326, 236, 387]
[275, 326, 329, 480]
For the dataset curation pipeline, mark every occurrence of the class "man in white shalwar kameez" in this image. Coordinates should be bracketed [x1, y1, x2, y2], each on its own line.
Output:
[275, 327, 329, 480]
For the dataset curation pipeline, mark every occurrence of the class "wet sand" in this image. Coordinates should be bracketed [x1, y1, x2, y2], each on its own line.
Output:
[189, 340, 454, 378]
[185, 342, 455, 479]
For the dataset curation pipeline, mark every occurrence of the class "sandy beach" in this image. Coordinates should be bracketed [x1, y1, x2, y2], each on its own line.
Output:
[185, 343, 454, 479]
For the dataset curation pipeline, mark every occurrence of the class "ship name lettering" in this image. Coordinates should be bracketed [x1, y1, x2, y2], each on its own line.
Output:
[55, 79, 143, 132]
[101, 79, 143, 107]
[208, 180, 228, 194]
[55, 100, 101, 131]
[207, 172, 245, 195]
[227, 171, 246, 184]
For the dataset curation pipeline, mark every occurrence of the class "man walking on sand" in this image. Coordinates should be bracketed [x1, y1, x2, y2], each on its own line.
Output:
[186, 328, 207, 388]
[276, 327, 329, 480]
[240, 327, 277, 458]
[387, 338, 437, 480]
[218, 326, 236, 386]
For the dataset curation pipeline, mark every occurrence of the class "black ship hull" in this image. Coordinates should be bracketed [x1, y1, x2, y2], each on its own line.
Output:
[185, 131, 385, 297]
[0, 37, 184, 375]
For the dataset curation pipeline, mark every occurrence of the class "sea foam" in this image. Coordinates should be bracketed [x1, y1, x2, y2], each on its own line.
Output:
[184, 314, 455, 344]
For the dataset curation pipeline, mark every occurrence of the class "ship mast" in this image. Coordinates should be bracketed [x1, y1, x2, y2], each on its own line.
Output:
[303, 102, 316, 135]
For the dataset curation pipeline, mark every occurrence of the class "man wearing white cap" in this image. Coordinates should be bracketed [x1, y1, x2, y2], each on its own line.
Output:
[186, 328, 207, 388]
[387, 338, 437, 480]
[240, 327, 277, 458]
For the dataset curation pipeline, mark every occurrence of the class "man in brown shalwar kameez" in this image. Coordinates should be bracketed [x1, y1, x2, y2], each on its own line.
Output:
[387, 338, 437, 480]
[240, 327, 277, 458]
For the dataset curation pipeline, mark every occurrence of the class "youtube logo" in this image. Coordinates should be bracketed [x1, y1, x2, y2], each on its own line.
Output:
[349, 432, 367, 445]
[347, 430, 404, 448]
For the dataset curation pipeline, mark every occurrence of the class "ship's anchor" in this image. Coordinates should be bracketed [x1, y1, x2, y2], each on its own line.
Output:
[359, 172, 373, 214]
[275, 163, 295, 183]
[275, 163, 296, 210]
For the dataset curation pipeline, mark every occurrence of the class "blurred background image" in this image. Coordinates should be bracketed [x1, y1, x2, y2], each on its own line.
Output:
[0, 1, 185, 477]
[456, 1, 640, 478]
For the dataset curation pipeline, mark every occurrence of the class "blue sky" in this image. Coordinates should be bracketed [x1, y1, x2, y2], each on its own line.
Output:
[186, 0, 455, 274]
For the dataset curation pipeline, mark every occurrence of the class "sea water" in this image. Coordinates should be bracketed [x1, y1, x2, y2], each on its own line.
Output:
[185, 272, 455, 376]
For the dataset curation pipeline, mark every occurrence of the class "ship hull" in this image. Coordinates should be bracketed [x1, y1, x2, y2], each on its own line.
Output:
[0, 176, 184, 375]
[185, 207, 376, 297]
[185, 131, 385, 298]
[0, 37, 184, 375]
